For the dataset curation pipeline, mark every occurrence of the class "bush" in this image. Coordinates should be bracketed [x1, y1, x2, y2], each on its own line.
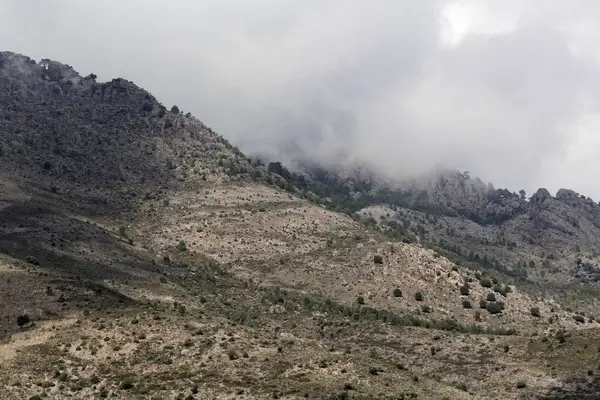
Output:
[415, 292, 424, 301]
[486, 302, 503, 314]
[177, 240, 187, 252]
[516, 381, 527, 389]
[373, 255, 383, 264]
[26, 256, 40, 266]
[171, 105, 180, 114]
[120, 378, 134, 390]
[573, 315, 586, 323]
[462, 300, 472, 309]
[479, 299, 488, 309]
[480, 278, 492, 288]
[357, 296, 365, 305]
[393, 288, 402, 298]
[420, 305, 432, 313]
[530, 307, 541, 317]
[17, 314, 30, 326]
[460, 285, 470, 296]
[486, 293, 496, 302]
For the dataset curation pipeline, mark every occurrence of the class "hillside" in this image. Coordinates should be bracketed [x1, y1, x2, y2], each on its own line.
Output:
[1, 51, 599, 399]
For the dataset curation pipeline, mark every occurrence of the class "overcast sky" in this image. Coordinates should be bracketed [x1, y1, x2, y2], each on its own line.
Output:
[2, 0, 600, 198]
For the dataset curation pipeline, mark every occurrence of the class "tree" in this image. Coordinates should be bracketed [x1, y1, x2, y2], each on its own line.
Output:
[519, 189, 526, 200]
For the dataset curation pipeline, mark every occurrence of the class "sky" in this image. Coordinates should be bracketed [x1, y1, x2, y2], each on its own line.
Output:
[2, 0, 600, 198]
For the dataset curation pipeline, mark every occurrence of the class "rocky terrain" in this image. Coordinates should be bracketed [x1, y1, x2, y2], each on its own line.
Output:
[1, 51, 600, 399]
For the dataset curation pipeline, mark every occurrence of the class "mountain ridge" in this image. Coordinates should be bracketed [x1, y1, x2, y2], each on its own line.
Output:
[1, 51, 599, 399]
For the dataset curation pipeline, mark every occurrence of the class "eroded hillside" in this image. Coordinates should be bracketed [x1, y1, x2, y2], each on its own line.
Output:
[1, 52, 599, 399]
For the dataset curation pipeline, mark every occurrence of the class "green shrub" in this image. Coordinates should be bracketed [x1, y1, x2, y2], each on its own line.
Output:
[486, 302, 503, 314]
[177, 240, 187, 252]
[171, 105, 180, 114]
[415, 292, 424, 301]
[530, 307, 541, 317]
[479, 299, 487, 309]
[17, 314, 30, 326]
[393, 288, 402, 298]
[357, 296, 365, 305]
[462, 300, 472, 309]
[480, 278, 492, 288]
[573, 315, 585, 323]
[460, 285, 469, 296]
[120, 378, 134, 390]
[373, 255, 383, 264]
[486, 293, 496, 302]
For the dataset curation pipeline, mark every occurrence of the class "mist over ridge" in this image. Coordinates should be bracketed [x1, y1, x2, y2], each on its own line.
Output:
[2, 0, 600, 198]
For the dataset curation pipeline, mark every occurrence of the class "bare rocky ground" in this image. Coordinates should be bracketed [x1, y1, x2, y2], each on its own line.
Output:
[1, 52, 600, 399]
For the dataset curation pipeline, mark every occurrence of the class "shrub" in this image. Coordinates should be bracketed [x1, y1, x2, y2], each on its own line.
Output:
[516, 381, 527, 389]
[479, 299, 488, 309]
[120, 378, 134, 390]
[462, 300, 472, 309]
[26, 256, 40, 266]
[415, 292, 424, 301]
[486, 293, 496, 302]
[480, 278, 492, 288]
[171, 105, 180, 114]
[142, 102, 153, 112]
[357, 296, 365, 305]
[460, 285, 470, 296]
[530, 307, 541, 317]
[493, 284, 503, 294]
[373, 255, 383, 264]
[421, 305, 432, 313]
[393, 288, 402, 298]
[177, 240, 187, 252]
[486, 302, 503, 314]
[573, 315, 586, 323]
[17, 314, 30, 326]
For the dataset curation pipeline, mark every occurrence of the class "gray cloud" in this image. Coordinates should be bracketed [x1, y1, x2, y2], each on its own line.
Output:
[2, 0, 600, 198]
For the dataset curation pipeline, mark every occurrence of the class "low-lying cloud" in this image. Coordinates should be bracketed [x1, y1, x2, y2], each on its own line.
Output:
[2, 0, 600, 198]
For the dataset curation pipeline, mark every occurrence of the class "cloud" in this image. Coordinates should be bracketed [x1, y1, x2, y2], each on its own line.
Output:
[2, 0, 600, 198]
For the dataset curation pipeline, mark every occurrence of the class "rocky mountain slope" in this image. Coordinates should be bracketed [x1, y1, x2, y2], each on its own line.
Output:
[0, 51, 599, 399]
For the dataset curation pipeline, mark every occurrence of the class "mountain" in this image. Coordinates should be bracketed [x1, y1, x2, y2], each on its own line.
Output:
[1, 51, 599, 399]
